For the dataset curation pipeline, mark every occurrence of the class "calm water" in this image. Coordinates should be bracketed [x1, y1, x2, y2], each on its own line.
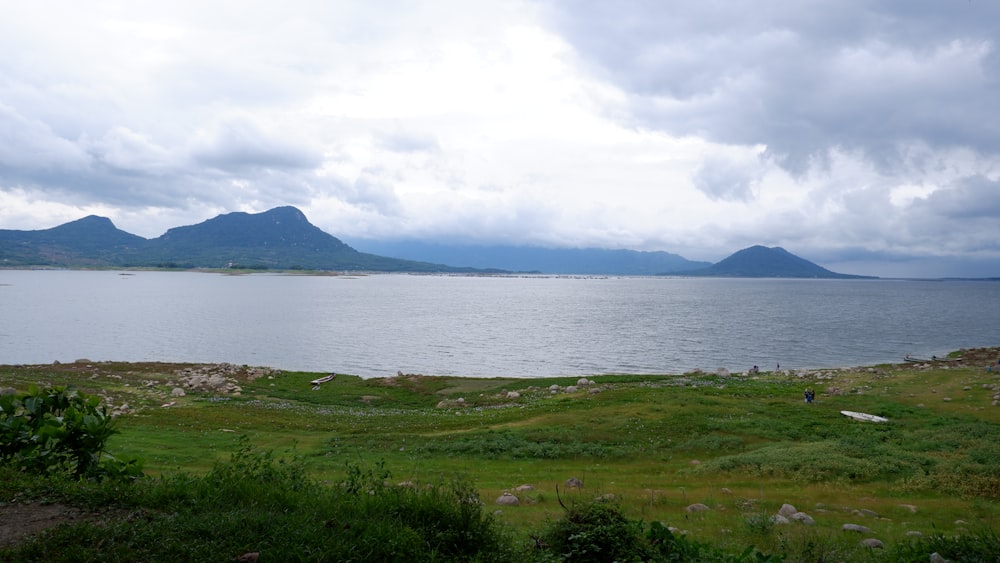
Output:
[1, 270, 998, 378]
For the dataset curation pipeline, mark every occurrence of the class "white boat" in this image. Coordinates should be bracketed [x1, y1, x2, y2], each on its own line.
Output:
[840, 410, 889, 423]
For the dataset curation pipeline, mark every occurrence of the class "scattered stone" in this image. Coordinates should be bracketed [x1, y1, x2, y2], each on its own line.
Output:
[843, 523, 872, 533]
[514, 484, 534, 492]
[857, 508, 879, 518]
[236, 551, 260, 562]
[777, 503, 798, 517]
[171, 387, 186, 397]
[565, 386, 578, 393]
[905, 530, 922, 537]
[495, 493, 519, 506]
[929, 552, 948, 563]
[505, 391, 520, 399]
[0, 387, 15, 395]
[565, 477, 583, 489]
[720, 487, 732, 495]
[160, 402, 175, 408]
[771, 514, 790, 525]
[685, 503, 710, 513]
[899, 504, 917, 513]
[577, 378, 593, 386]
[790, 512, 815, 525]
[859, 538, 884, 549]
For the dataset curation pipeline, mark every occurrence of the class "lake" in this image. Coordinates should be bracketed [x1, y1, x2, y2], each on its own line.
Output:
[1, 270, 998, 378]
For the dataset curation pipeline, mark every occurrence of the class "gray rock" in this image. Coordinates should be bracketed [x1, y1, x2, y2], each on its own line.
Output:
[777, 503, 798, 517]
[495, 493, 519, 506]
[929, 552, 948, 563]
[685, 503, 710, 513]
[790, 512, 815, 525]
[0, 387, 16, 395]
[565, 477, 583, 489]
[514, 484, 534, 492]
[843, 523, 872, 533]
[771, 514, 790, 525]
[171, 387, 186, 397]
[859, 538, 884, 549]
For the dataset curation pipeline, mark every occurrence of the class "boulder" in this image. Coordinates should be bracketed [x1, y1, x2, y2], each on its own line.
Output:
[790, 512, 815, 525]
[777, 503, 798, 517]
[685, 503, 710, 513]
[171, 387, 186, 397]
[496, 493, 519, 506]
[842, 523, 872, 534]
[859, 538, 884, 549]
[565, 477, 583, 489]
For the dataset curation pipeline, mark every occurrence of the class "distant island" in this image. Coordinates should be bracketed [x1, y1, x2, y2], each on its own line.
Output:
[671, 245, 875, 279]
[0, 206, 871, 277]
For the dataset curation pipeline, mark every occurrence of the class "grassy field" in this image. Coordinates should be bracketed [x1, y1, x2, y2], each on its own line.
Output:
[2, 348, 999, 560]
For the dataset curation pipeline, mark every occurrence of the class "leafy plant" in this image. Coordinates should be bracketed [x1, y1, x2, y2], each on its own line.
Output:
[0, 385, 142, 480]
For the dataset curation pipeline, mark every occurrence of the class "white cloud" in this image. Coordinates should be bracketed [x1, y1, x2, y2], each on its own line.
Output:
[0, 1, 998, 276]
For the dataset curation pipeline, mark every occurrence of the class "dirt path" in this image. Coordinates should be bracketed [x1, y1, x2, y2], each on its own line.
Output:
[0, 503, 81, 548]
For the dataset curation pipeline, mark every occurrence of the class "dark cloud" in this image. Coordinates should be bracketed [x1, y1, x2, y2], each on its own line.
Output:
[541, 0, 1000, 174]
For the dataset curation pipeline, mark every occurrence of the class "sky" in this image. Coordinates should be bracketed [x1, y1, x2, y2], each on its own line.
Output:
[1, 1, 999, 278]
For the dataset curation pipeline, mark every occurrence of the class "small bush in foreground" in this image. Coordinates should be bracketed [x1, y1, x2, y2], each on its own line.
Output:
[0, 385, 142, 481]
[536, 499, 781, 562]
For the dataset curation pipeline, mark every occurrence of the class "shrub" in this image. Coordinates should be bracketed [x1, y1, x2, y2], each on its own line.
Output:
[0, 385, 142, 481]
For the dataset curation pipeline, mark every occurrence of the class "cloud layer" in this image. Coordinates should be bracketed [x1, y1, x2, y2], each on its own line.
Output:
[1, 1, 998, 276]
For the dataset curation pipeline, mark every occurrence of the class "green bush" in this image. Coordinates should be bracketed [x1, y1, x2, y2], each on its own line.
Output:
[0, 385, 142, 480]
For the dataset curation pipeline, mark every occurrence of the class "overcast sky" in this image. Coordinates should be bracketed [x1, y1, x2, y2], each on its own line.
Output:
[2, 1, 999, 277]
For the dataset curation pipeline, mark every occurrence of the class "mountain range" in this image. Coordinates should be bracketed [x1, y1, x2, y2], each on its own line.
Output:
[0, 206, 870, 277]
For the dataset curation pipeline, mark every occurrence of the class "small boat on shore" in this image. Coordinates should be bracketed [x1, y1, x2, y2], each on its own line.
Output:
[841, 410, 889, 423]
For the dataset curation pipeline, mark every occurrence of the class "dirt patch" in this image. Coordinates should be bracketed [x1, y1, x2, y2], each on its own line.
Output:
[0, 502, 82, 547]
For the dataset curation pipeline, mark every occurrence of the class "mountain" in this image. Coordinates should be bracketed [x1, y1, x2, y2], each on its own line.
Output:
[346, 240, 712, 275]
[0, 207, 498, 272]
[675, 245, 874, 278]
[0, 215, 147, 267]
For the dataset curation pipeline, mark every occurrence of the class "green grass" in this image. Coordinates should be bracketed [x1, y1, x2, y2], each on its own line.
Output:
[2, 355, 1000, 561]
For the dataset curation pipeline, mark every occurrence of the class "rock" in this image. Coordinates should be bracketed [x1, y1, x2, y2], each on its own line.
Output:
[905, 530, 922, 537]
[716, 368, 730, 377]
[720, 487, 732, 495]
[171, 387, 186, 397]
[771, 514, 789, 524]
[843, 523, 872, 533]
[899, 504, 917, 513]
[790, 512, 815, 525]
[577, 378, 593, 386]
[565, 477, 583, 489]
[685, 503, 710, 513]
[514, 484, 534, 492]
[236, 552, 260, 563]
[496, 493, 519, 506]
[0, 387, 16, 395]
[857, 508, 879, 518]
[777, 503, 798, 517]
[565, 386, 578, 393]
[929, 552, 948, 563]
[859, 538, 884, 549]
[505, 391, 520, 399]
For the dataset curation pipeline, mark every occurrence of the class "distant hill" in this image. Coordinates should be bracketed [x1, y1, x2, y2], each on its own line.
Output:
[0, 216, 147, 267]
[346, 241, 712, 275]
[0, 207, 498, 272]
[675, 245, 874, 278]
